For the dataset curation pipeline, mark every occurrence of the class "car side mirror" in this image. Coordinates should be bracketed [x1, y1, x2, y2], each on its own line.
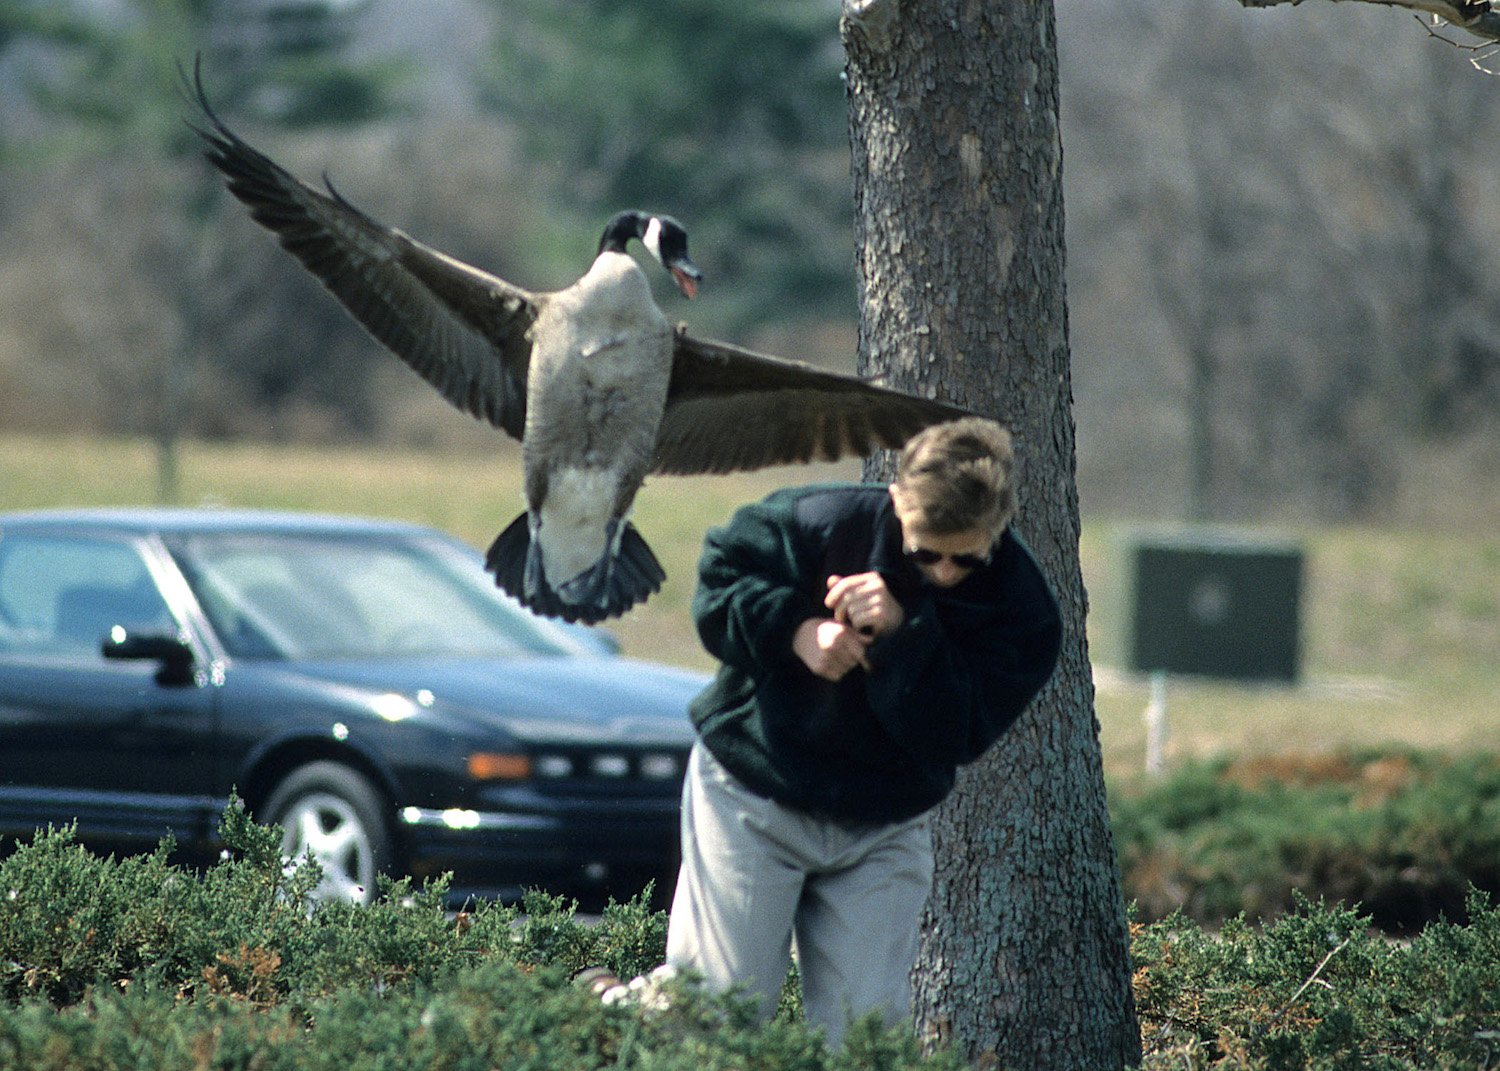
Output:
[103, 631, 197, 687]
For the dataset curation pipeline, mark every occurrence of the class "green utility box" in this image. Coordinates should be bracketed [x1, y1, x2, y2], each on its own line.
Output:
[1129, 532, 1303, 683]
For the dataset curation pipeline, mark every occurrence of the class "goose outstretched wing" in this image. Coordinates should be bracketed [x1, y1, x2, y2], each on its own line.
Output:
[192, 83, 535, 440]
[653, 334, 973, 475]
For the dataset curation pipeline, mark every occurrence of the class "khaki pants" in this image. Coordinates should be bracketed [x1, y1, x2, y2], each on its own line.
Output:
[666, 742, 935, 1046]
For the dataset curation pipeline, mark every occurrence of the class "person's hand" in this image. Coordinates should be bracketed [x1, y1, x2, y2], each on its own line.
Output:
[792, 617, 872, 681]
[824, 572, 905, 639]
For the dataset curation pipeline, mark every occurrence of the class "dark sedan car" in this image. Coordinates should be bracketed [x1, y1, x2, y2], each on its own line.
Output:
[0, 508, 705, 907]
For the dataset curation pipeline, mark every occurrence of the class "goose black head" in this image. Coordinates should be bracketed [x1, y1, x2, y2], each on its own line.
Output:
[599, 211, 702, 299]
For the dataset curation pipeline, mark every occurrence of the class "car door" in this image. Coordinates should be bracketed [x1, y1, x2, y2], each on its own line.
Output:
[0, 528, 219, 853]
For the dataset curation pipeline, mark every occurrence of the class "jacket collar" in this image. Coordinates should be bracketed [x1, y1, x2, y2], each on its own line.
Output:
[872, 494, 924, 602]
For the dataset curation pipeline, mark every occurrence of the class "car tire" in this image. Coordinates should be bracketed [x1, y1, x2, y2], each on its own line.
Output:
[262, 761, 394, 906]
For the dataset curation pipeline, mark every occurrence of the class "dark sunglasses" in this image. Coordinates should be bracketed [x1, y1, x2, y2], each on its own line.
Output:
[905, 546, 991, 570]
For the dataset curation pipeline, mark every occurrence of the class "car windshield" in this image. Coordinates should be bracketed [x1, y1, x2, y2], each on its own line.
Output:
[170, 531, 577, 661]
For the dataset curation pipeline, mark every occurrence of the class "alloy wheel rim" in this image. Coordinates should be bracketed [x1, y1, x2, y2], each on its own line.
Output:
[278, 791, 375, 904]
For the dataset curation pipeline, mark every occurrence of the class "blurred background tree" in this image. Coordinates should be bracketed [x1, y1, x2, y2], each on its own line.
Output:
[476, 0, 850, 336]
[1058, 0, 1500, 523]
[1, 0, 1497, 525]
[1, 0, 404, 499]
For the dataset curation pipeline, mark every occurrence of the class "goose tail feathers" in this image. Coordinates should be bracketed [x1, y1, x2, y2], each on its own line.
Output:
[486, 514, 665, 625]
[486, 513, 534, 605]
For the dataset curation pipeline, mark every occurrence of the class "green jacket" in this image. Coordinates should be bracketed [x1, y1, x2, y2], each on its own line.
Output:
[689, 483, 1062, 824]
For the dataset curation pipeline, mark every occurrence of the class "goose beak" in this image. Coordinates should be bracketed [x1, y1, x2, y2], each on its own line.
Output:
[669, 263, 702, 300]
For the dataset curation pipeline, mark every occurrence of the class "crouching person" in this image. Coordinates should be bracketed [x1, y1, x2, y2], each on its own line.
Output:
[666, 417, 1063, 1045]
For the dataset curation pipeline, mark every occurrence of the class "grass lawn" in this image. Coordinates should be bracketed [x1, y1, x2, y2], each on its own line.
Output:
[5, 432, 1497, 777]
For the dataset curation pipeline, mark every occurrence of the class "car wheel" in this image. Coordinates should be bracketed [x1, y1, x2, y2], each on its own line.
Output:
[262, 762, 394, 906]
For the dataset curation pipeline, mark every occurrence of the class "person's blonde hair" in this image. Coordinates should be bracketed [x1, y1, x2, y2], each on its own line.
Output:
[891, 418, 1015, 535]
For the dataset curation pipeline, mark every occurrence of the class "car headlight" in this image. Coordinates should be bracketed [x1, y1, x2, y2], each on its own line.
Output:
[639, 753, 681, 780]
[589, 754, 630, 778]
[535, 754, 574, 778]
[476, 749, 686, 783]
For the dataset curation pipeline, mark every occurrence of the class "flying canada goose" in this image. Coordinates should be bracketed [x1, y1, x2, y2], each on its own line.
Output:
[189, 82, 973, 624]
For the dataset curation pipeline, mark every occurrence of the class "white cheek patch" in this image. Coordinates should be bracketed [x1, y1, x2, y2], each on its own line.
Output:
[537, 467, 618, 585]
[641, 216, 664, 264]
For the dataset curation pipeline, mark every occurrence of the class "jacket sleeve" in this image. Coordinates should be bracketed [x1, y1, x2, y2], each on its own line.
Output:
[863, 537, 1063, 768]
[692, 496, 822, 674]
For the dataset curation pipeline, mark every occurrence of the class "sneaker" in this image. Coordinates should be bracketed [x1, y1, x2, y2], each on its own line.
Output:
[573, 966, 624, 998]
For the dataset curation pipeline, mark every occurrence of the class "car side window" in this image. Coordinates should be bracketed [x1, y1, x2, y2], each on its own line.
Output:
[0, 534, 176, 656]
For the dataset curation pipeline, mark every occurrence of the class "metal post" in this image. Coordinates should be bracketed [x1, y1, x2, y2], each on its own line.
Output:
[1144, 670, 1168, 775]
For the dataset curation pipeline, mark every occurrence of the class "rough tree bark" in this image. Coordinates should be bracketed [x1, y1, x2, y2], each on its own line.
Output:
[841, 1, 1140, 1067]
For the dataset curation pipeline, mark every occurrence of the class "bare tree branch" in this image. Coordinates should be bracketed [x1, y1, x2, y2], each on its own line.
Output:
[1237, 0, 1500, 42]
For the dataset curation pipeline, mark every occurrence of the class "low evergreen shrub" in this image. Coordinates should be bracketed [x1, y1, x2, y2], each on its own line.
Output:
[4, 759, 1500, 1068]
[1132, 890, 1500, 1069]
[1112, 749, 1500, 931]
[0, 801, 953, 1069]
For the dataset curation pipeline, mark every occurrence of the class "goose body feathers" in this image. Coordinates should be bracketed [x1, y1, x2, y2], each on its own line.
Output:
[516, 247, 675, 612]
[190, 77, 973, 624]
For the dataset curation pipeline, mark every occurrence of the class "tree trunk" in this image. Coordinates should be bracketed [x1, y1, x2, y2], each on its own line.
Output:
[841, 1, 1140, 1066]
